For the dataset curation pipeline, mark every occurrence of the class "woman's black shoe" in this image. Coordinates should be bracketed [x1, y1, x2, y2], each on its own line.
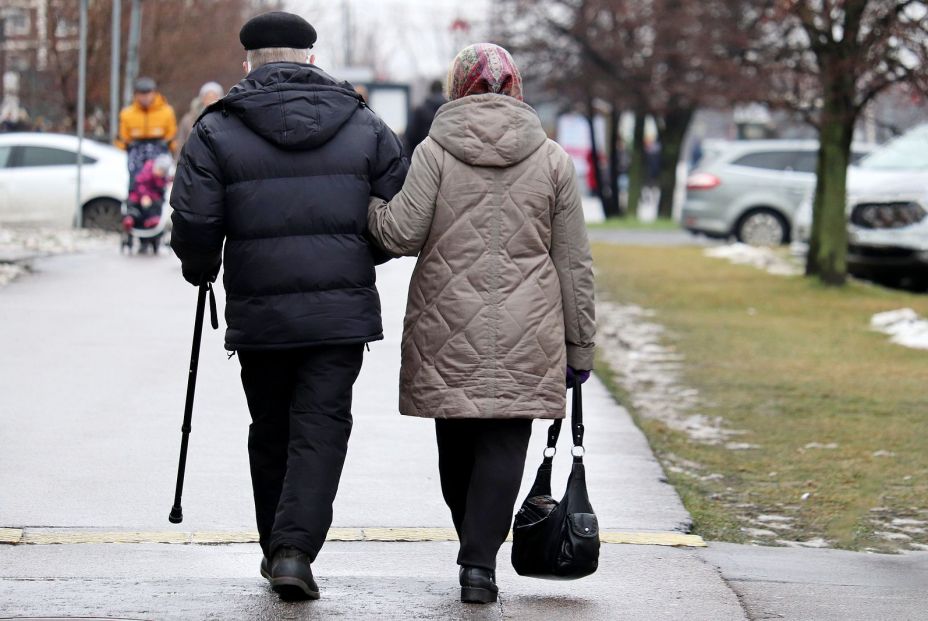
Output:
[459, 566, 498, 604]
[270, 546, 320, 600]
[260, 556, 270, 582]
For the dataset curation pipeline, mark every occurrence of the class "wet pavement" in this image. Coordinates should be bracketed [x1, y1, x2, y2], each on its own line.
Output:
[1, 247, 926, 620]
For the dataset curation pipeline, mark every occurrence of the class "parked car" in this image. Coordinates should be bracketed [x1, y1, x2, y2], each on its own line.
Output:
[682, 139, 872, 245]
[794, 124, 928, 285]
[0, 133, 128, 229]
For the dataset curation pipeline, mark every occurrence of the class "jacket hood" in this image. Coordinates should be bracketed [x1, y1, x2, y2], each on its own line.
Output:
[429, 94, 547, 167]
[220, 63, 363, 150]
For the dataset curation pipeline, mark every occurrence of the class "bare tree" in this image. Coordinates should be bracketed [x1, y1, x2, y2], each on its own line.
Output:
[39, 0, 272, 134]
[502, 0, 752, 220]
[749, 0, 928, 284]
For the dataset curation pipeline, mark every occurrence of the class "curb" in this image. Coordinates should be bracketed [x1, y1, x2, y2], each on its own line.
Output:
[0, 527, 706, 548]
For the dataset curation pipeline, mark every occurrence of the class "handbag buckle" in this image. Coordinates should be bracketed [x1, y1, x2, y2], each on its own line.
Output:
[571, 446, 585, 458]
[543, 446, 557, 458]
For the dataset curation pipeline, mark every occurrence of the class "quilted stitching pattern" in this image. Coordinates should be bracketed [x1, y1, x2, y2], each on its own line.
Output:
[399, 111, 571, 420]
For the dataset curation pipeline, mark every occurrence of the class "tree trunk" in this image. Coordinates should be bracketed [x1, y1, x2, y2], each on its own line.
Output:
[806, 62, 856, 285]
[626, 109, 647, 219]
[806, 107, 854, 284]
[656, 106, 694, 220]
[603, 104, 622, 218]
[585, 101, 607, 215]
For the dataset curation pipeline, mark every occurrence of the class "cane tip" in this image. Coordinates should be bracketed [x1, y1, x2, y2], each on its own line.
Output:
[169, 507, 183, 524]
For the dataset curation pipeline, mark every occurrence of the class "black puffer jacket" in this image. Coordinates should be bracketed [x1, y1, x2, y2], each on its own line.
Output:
[170, 63, 408, 350]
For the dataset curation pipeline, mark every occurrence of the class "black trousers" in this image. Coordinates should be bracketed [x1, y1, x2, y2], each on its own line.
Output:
[239, 344, 363, 561]
[435, 418, 533, 571]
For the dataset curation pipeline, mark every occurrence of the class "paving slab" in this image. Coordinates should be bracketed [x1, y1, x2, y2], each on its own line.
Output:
[0, 250, 688, 534]
[700, 543, 928, 621]
[0, 542, 745, 620]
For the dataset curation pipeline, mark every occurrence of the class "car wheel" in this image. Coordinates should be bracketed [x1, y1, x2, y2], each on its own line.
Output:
[82, 198, 122, 231]
[736, 209, 789, 246]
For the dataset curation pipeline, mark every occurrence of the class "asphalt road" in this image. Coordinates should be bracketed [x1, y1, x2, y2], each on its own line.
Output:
[1, 247, 926, 620]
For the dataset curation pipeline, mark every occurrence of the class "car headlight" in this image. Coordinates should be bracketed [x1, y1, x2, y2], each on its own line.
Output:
[850, 202, 927, 229]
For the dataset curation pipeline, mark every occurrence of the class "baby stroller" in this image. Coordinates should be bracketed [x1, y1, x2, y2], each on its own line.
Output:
[122, 150, 173, 255]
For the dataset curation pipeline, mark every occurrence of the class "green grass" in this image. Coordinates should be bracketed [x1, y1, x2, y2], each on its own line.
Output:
[587, 217, 681, 231]
[594, 244, 928, 551]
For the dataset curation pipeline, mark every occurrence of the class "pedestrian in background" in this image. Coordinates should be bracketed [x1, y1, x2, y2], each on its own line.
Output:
[176, 81, 224, 154]
[404, 79, 446, 155]
[115, 77, 178, 159]
[169, 11, 407, 601]
[368, 43, 596, 605]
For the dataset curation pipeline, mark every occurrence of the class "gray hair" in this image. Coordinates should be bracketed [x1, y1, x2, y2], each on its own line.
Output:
[245, 47, 311, 70]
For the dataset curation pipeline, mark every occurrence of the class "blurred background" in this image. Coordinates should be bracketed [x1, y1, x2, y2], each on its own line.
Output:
[1, 0, 927, 286]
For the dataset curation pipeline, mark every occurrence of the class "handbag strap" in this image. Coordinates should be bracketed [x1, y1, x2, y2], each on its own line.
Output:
[542, 378, 586, 464]
[571, 379, 585, 462]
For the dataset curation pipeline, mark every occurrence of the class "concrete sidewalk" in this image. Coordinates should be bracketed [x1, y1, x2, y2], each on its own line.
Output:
[1, 250, 926, 620]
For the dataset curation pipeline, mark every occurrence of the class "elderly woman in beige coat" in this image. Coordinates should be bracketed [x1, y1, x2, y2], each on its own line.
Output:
[368, 43, 595, 604]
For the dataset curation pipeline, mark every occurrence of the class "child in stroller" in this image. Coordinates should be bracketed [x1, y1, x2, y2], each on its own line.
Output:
[122, 153, 173, 254]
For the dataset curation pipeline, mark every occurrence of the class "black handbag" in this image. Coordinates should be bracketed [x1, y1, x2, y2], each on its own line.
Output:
[511, 380, 600, 579]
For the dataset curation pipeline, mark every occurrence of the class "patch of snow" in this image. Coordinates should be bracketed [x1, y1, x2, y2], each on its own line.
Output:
[725, 442, 760, 451]
[870, 308, 928, 351]
[872, 450, 895, 458]
[757, 515, 794, 524]
[803, 442, 839, 450]
[0, 225, 117, 288]
[704, 243, 803, 276]
[778, 537, 830, 548]
[742, 528, 778, 538]
[597, 301, 746, 445]
[0, 263, 26, 287]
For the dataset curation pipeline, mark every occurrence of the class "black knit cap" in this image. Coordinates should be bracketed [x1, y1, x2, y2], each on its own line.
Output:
[239, 11, 317, 51]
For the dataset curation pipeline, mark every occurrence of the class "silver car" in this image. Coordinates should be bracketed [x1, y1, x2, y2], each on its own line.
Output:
[682, 140, 871, 245]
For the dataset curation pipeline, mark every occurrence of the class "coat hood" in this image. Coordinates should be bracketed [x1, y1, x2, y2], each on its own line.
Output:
[220, 63, 363, 150]
[428, 94, 547, 167]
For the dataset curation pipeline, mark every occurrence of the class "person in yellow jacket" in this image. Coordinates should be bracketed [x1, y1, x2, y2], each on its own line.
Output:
[115, 77, 178, 155]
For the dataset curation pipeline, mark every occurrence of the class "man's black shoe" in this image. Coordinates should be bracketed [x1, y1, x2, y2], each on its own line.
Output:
[459, 566, 498, 604]
[270, 546, 320, 600]
[260, 556, 270, 582]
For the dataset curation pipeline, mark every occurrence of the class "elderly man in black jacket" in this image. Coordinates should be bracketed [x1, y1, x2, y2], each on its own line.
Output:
[170, 11, 407, 601]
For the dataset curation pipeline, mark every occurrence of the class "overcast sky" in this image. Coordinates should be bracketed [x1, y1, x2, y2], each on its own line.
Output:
[286, 0, 493, 83]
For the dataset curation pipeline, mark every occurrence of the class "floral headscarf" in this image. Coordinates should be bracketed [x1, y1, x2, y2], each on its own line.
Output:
[447, 43, 524, 102]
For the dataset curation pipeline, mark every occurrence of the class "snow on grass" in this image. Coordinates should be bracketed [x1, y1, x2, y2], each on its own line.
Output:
[0, 226, 115, 256]
[870, 308, 928, 351]
[0, 225, 118, 288]
[704, 243, 803, 276]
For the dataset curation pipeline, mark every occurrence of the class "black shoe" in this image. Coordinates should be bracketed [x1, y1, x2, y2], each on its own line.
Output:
[260, 556, 270, 582]
[459, 566, 498, 604]
[270, 546, 320, 600]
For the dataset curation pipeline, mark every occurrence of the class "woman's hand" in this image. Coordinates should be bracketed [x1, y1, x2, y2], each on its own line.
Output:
[566, 366, 590, 388]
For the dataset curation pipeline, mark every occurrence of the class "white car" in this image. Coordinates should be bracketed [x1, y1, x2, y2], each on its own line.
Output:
[0, 133, 129, 229]
[794, 124, 928, 285]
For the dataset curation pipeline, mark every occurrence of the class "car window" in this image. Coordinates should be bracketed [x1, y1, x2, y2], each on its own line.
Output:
[0, 146, 11, 168]
[14, 146, 96, 167]
[858, 125, 928, 170]
[731, 151, 792, 171]
[786, 151, 818, 173]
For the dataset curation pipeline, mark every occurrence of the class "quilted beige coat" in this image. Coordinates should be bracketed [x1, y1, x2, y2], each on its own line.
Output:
[368, 93, 595, 420]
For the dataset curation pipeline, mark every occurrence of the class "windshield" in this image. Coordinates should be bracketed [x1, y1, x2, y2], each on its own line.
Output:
[858, 125, 928, 170]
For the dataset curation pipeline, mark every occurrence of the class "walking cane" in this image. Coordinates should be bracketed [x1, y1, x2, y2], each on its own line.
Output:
[169, 280, 219, 524]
